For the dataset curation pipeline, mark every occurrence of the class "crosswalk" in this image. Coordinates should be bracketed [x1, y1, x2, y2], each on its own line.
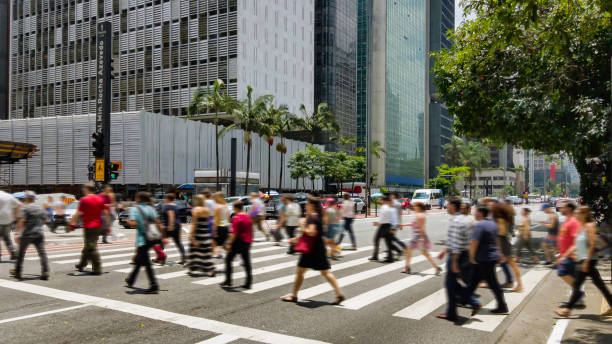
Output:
[30, 240, 550, 333]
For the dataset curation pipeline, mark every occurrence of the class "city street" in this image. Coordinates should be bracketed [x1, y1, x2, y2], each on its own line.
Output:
[3, 206, 602, 344]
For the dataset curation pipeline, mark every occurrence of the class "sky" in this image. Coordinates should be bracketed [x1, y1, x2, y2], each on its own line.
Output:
[455, 1, 476, 28]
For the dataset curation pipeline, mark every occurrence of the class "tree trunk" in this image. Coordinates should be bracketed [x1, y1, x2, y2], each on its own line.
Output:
[312, 177, 315, 192]
[302, 177, 305, 191]
[351, 180, 355, 194]
[267, 143, 271, 195]
[215, 111, 220, 191]
[245, 138, 251, 195]
[279, 138, 284, 191]
[295, 176, 298, 191]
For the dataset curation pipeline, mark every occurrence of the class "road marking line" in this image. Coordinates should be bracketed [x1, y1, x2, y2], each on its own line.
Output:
[195, 333, 240, 344]
[295, 254, 437, 300]
[0, 304, 89, 324]
[462, 269, 550, 332]
[393, 267, 501, 320]
[0, 279, 326, 344]
[53, 248, 179, 264]
[27, 246, 138, 260]
[194, 246, 373, 286]
[153, 253, 295, 279]
[340, 264, 445, 310]
[546, 319, 569, 344]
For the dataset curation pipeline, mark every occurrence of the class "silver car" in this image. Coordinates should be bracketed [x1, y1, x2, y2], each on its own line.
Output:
[225, 196, 252, 216]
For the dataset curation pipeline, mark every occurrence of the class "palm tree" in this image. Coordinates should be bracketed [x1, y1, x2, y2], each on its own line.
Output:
[260, 101, 292, 194]
[296, 103, 339, 144]
[221, 86, 272, 195]
[188, 79, 237, 191]
[369, 140, 386, 159]
[443, 136, 466, 167]
[463, 141, 490, 198]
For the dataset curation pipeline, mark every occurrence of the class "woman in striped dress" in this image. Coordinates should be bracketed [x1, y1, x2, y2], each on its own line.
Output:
[187, 195, 215, 277]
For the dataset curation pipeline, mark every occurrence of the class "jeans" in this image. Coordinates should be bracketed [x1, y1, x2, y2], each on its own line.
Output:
[0, 224, 16, 258]
[566, 260, 612, 309]
[162, 228, 185, 261]
[127, 243, 158, 288]
[285, 226, 297, 253]
[338, 218, 356, 247]
[224, 239, 252, 287]
[372, 224, 397, 261]
[501, 262, 513, 284]
[14, 236, 49, 276]
[445, 253, 477, 319]
[78, 227, 102, 272]
[468, 261, 507, 309]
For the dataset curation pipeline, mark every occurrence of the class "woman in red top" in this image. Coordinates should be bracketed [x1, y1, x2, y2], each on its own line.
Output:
[220, 201, 253, 289]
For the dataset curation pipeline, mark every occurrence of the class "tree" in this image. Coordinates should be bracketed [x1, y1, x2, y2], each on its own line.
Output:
[443, 136, 466, 167]
[188, 79, 238, 191]
[427, 164, 470, 196]
[288, 150, 309, 191]
[296, 103, 339, 144]
[463, 141, 491, 198]
[260, 101, 292, 194]
[221, 86, 272, 194]
[432, 0, 611, 222]
[347, 155, 366, 193]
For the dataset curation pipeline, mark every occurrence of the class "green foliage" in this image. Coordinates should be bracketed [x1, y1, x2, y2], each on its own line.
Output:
[425, 177, 452, 196]
[443, 136, 466, 167]
[430, 164, 470, 196]
[432, 0, 611, 222]
[295, 103, 340, 144]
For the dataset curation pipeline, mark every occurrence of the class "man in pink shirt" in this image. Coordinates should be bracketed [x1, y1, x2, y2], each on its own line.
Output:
[221, 201, 253, 289]
[555, 201, 580, 287]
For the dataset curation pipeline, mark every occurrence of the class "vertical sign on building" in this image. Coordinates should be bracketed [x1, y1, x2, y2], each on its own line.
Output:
[95, 22, 112, 182]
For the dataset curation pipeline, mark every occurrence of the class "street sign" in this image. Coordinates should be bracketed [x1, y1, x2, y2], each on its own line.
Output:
[95, 158, 105, 181]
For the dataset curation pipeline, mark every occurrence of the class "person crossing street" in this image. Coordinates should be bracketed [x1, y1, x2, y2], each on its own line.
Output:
[370, 196, 399, 262]
[0, 189, 20, 261]
[337, 193, 357, 250]
[221, 201, 253, 289]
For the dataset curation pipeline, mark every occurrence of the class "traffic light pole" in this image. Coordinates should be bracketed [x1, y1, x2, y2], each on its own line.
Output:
[94, 22, 112, 184]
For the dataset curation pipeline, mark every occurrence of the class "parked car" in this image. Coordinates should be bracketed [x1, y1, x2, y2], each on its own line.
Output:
[505, 196, 522, 205]
[352, 198, 366, 214]
[321, 198, 340, 209]
[64, 201, 79, 226]
[154, 199, 193, 224]
[398, 198, 411, 210]
[118, 209, 130, 228]
[265, 199, 281, 218]
[225, 196, 252, 217]
[295, 193, 309, 215]
[412, 189, 444, 210]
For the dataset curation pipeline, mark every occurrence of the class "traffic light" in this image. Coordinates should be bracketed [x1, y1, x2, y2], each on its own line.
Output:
[92, 131, 105, 158]
[109, 161, 121, 180]
[88, 164, 94, 180]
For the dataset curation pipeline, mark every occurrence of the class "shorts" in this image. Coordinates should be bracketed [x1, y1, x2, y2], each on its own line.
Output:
[410, 233, 432, 249]
[557, 257, 575, 277]
[545, 235, 557, 246]
[498, 235, 512, 257]
[325, 224, 340, 239]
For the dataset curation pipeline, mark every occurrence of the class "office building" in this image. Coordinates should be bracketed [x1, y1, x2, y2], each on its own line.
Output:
[0, 0, 9, 119]
[314, 0, 357, 151]
[358, 0, 437, 189]
[9, 0, 314, 119]
[428, 0, 454, 178]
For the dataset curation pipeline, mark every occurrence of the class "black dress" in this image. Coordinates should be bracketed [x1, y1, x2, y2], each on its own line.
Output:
[298, 215, 331, 271]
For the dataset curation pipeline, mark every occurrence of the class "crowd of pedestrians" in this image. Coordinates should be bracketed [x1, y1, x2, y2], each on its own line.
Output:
[2, 184, 610, 318]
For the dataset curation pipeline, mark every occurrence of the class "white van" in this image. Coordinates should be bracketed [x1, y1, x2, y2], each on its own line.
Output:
[411, 189, 444, 210]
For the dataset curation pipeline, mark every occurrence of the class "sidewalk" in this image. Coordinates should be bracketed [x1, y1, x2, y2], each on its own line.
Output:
[499, 260, 612, 343]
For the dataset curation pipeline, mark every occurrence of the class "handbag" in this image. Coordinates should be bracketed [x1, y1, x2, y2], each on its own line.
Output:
[136, 205, 162, 242]
[295, 235, 315, 254]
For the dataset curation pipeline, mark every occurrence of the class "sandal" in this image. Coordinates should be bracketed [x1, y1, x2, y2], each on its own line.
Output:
[332, 295, 345, 305]
[401, 267, 411, 274]
[281, 295, 298, 303]
[435, 266, 442, 276]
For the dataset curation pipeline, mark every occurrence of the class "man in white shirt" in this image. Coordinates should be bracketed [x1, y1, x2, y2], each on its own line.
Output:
[278, 194, 301, 254]
[370, 196, 398, 262]
[337, 194, 357, 250]
[0, 190, 21, 261]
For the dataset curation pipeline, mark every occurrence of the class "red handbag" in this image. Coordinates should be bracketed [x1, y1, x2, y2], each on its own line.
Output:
[295, 235, 315, 254]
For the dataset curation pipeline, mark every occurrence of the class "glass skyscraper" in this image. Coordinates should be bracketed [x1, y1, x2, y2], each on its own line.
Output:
[314, 0, 357, 151]
[0, 0, 9, 119]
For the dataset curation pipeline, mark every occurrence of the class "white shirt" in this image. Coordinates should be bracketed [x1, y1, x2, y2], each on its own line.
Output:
[285, 202, 301, 227]
[340, 199, 355, 218]
[392, 200, 403, 227]
[378, 204, 398, 227]
[204, 199, 216, 216]
[0, 191, 20, 225]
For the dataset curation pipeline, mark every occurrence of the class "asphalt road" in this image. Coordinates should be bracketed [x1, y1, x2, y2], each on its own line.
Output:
[0, 206, 562, 344]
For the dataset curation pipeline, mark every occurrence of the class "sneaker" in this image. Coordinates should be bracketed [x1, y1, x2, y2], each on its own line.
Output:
[500, 282, 514, 289]
[40, 273, 49, 281]
[491, 306, 509, 314]
[74, 264, 85, 272]
[576, 291, 586, 306]
[9, 269, 21, 280]
[144, 286, 159, 294]
[368, 257, 379, 261]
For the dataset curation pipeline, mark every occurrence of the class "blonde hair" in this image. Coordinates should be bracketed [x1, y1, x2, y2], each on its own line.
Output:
[213, 192, 226, 204]
[193, 195, 205, 207]
[576, 206, 594, 223]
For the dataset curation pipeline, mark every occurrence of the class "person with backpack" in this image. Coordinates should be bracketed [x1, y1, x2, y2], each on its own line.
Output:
[554, 206, 612, 317]
[125, 192, 160, 294]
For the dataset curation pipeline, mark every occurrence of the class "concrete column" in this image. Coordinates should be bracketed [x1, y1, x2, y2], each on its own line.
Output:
[370, 0, 386, 187]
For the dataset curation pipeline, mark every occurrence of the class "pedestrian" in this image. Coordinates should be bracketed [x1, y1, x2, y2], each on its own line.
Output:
[282, 194, 302, 254]
[337, 193, 357, 250]
[0, 189, 20, 261]
[554, 206, 612, 317]
[436, 198, 477, 321]
[323, 197, 341, 259]
[160, 193, 186, 264]
[389, 192, 410, 267]
[43, 195, 54, 224]
[467, 206, 508, 315]
[249, 192, 270, 241]
[554, 200, 585, 303]
[281, 197, 344, 304]
[213, 192, 231, 257]
[539, 204, 559, 265]
[99, 184, 116, 244]
[50, 195, 68, 233]
[10, 191, 49, 280]
[220, 201, 253, 289]
[125, 192, 160, 294]
[187, 195, 215, 277]
[271, 195, 286, 246]
[493, 202, 524, 292]
[202, 189, 218, 253]
[369, 196, 399, 262]
[403, 202, 441, 275]
[70, 182, 111, 275]
[515, 208, 539, 264]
